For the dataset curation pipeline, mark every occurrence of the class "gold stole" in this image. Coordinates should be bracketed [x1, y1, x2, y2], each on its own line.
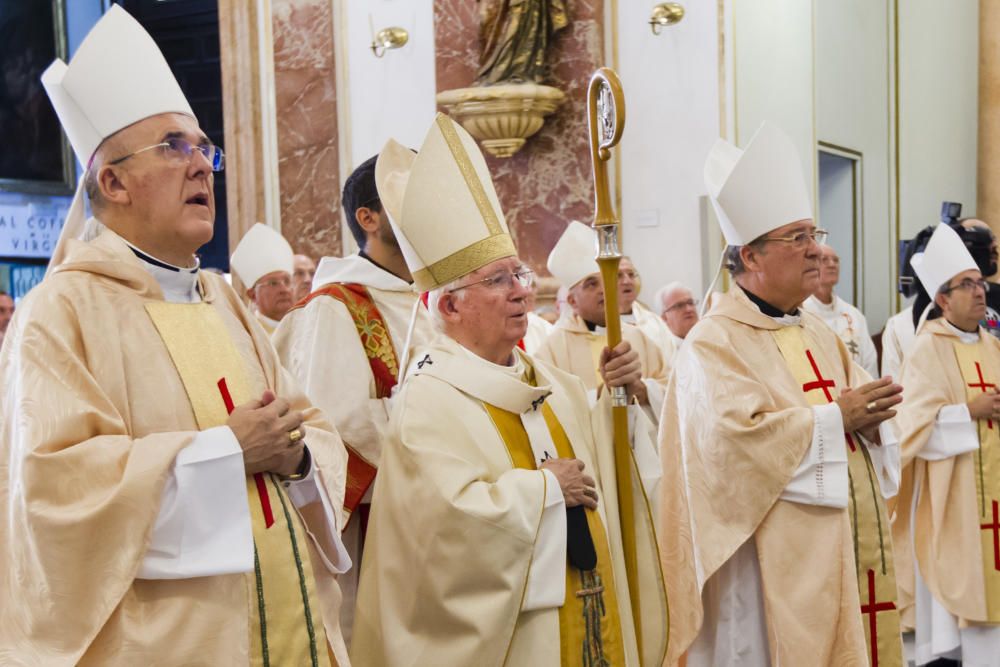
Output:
[951, 340, 1000, 621]
[145, 302, 331, 667]
[771, 326, 902, 667]
[483, 366, 625, 667]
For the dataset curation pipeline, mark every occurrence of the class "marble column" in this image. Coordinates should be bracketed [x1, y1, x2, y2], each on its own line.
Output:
[978, 0, 1000, 233]
[271, 0, 342, 260]
[434, 0, 606, 278]
[219, 0, 280, 256]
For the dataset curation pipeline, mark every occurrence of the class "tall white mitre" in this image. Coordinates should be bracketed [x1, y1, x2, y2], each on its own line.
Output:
[374, 113, 517, 291]
[911, 223, 978, 296]
[41, 5, 194, 272]
[230, 223, 295, 289]
[547, 221, 599, 289]
[704, 122, 813, 245]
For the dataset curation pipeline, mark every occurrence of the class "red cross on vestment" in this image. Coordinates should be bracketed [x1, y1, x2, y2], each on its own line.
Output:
[860, 568, 897, 667]
[218, 378, 274, 528]
[801, 349, 856, 451]
[981, 499, 1000, 572]
[968, 362, 997, 430]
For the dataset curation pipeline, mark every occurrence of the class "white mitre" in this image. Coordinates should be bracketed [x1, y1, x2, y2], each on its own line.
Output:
[41, 4, 194, 273]
[374, 113, 517, 292]
[547, 221, 599, 289]
[704, 122, 813, 246]
[911, 223, 978, 296]
[230, 223, 294, 289]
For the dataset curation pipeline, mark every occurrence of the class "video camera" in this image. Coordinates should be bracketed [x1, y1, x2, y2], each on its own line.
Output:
[897, 201, 996, 296]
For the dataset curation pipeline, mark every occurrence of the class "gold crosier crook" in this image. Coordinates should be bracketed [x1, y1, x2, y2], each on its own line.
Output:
[587, 67, 643, 656]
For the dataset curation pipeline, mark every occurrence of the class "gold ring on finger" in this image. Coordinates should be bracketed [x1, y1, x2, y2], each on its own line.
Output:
[866, 401, 878, 414]
[288, 427, 304, 444]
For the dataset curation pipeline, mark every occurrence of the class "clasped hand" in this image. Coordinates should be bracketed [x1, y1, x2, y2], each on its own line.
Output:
[836, 376, 903, 438]
[226, 389, 305, 476]
[540, 458, 599, 510]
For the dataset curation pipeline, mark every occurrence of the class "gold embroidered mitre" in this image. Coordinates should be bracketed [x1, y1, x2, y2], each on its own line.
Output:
[374, 113, 517, 292]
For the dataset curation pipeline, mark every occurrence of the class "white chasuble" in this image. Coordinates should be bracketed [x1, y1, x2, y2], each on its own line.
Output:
[350, 337, 668, 667]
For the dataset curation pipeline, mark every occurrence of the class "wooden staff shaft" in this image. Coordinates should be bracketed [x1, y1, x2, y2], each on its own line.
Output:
[587, 67, 642, 657]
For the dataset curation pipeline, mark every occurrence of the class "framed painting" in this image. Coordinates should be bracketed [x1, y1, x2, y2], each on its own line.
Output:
[0, 0, 75, 196]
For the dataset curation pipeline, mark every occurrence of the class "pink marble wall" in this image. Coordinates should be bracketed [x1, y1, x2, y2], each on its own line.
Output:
[272, 0, 341, 260]
[435, 0, 606, 275]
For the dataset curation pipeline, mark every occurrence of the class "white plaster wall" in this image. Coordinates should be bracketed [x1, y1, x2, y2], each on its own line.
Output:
[340, 0, 437, 168]
[616, 0, 720, 303]
[897, 1, 978, 237]
[815, 0, 892, 328]
[732, 0, 815, 201]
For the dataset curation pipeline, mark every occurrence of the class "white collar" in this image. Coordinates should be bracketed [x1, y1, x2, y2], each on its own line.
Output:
[312, 253, 414, 292]
[944, 319, 981, 344]
[806, 294, 840, 313]
[455, 340, 521, 373]
[257, 312, 280, 328]
[124, 240, 200, 304]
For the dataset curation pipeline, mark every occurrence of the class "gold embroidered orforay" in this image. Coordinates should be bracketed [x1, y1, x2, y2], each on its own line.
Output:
[435, 113, 504, 236]
[411, 233, 517, 292]
[144, 302, 330, 666]
[770, 325, 903, 667]
[951, 340, 1000, 622]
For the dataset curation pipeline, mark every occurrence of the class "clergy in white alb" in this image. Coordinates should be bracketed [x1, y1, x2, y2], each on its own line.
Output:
[349, 114, 668, 667]
[892, 222, 1000, 665]
[659, 122, 905, 666]
[273, 153, 434, 645]
[535, 221, 669, 411]
[0, 8, 352, 665]
[231, 222, 296, 335]
[804, 245, 879, 378]
[618, 256, 676, 361]
[655, 281, 700, 363]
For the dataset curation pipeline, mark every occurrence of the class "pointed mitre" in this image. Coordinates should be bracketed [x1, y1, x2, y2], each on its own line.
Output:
[911, 223, 978, 296]
[547, 221, 599, 289]
[41, 5, 194, 274]
[230, 224, 294, 288]
[704, 122, 813, 246]
[374, 113, 517, 292]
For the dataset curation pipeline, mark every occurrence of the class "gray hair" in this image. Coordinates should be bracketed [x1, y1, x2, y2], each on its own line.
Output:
[426, 278, 467, 333]
[655, 281, 689, 311]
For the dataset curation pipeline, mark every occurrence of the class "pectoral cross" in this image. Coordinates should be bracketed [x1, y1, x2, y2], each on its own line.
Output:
[860, 568, 897, 667]
[801, 349, 856, 452]
[218, 377, 274, 528]
[968, 362, 997, 430]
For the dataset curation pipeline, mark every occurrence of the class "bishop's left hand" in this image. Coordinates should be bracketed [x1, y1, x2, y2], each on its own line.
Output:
[599, 340, 648, 406]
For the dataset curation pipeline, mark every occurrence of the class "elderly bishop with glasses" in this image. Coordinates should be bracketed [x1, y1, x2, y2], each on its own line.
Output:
[348, 114, 668, 667]
[893, 222, 1000, 665]
[0, 7, 353, 666]
[659, 123, 905, 666]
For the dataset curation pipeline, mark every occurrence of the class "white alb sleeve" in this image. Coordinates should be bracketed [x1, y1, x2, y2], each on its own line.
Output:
[779, 403, 849, 508]
[920, 404, 981, 460]
[138, 426, 253, 579]
[522, 468, 568, 611]
[282, 454, 352, 574]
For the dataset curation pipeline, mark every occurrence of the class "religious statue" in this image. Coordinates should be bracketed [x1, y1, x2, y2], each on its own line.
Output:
[476, 0, 569, 86]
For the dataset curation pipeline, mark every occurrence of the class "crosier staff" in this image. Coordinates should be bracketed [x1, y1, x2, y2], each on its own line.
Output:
[587, 66, 642, 652]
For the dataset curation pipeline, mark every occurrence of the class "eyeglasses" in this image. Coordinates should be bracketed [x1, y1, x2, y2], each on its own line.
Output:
[663, 298, 699, 313]
[760, 228, 828, 249]
[256, 276, 292, 290]
[449, 268, 535, 293]
[109, 136, 226, 172]
[942, 278, 989, 294]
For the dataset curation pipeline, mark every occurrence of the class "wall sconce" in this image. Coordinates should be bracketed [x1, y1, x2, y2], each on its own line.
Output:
[370, 26, 409, 58]
[650, 2, 685, 35]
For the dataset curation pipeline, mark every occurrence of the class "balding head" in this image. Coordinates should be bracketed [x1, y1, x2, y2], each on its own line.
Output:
[657, 282, 698, 339]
